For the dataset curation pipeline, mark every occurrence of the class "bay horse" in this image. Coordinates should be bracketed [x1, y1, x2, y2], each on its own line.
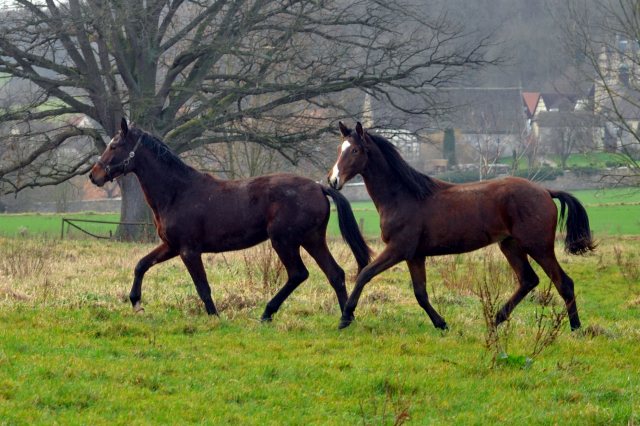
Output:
[328, 122, 595, 331]
[89, 118, 371, 321]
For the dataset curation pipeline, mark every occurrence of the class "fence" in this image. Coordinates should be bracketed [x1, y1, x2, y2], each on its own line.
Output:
[60, 218, 154, 240]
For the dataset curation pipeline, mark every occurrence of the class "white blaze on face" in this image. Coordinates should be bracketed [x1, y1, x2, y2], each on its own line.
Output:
[330, 140, 351, 185]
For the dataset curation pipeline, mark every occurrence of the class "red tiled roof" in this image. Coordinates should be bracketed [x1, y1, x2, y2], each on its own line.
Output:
[522, 92, 540, 118]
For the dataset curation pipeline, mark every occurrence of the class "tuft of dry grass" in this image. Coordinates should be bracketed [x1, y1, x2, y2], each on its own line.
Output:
[529, 288, 561, 307]
[0, 285, 31, 301]
[575, 323, 611, 339]
[0, 236, 56, 279]
[241, 242, 286, 301]
[437, 254, 475, 295]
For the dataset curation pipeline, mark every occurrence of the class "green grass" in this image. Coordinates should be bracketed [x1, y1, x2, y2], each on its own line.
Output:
[0, 212, 120, 238]
[0, 237, 639, 424]
[498, 153, 624, 168]
[571, 187, 640, 205]
[546, 152, 622, 168]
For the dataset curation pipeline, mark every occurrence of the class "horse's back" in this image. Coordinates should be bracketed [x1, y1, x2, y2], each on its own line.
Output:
[183, 173, 329, 251]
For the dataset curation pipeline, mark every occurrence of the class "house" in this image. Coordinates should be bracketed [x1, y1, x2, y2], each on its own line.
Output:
[591, 35, 640, 153]
[359, 88, 529, 174]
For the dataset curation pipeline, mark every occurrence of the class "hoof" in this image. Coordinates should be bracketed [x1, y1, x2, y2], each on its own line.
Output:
[133, 302, 145, 314]
[338, 315, 354, 330]
[495, 311, 508, 326]
[436, 322, 448, 330]
[260, 315, 273, 323]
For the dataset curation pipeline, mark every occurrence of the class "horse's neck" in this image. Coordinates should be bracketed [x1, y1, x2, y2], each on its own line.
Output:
[361, 152, 407, 208]
[133, 150, 196, 212]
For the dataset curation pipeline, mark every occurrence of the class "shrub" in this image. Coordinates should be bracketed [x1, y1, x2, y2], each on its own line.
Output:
[433, 170, 480, 183]
[569, 165, 603, 176]
[512, 166, 564, 181]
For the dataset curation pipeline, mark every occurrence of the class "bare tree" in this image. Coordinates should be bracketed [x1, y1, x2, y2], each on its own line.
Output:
[0, 0, 497, 238]
[185, 140, 294, 179]
[101, 181, 119, 199]
[562, 0, 640, 186]
[536, 111, 600, 169]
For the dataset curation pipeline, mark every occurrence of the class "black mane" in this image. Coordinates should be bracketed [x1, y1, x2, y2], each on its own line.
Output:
[364, 131, 439, 199]
[129, 127, 189, 171]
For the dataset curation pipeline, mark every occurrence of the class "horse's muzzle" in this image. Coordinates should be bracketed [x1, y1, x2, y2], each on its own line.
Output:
[89, 164, 106, 187]
[327, 176, 342, 190]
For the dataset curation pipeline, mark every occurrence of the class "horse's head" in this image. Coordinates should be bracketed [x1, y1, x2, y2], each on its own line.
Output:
[327, 121, 369, 190]
[90, 118, 142, 187]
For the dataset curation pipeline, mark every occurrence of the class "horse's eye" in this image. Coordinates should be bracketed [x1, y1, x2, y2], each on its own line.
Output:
[352, 149, 358, 154]
[110, 145, 116, 150]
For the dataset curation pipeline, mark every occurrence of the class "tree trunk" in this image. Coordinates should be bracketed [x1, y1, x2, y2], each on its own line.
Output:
[114, 174, 156, 242]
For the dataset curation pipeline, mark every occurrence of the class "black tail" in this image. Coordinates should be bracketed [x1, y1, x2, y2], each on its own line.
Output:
[322, 187, 372, 270]
[549, 190, 597, 255]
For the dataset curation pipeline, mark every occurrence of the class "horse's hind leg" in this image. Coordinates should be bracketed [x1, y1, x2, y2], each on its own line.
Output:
[261, 240, 309, 322]
[407, 256, 447, 329]
[302, 236, 348, 314]
[130, 242, 177, 313]
[496, 237, 540, 325]
[527, 249, 581, 330]
[180, 249, 218, 316]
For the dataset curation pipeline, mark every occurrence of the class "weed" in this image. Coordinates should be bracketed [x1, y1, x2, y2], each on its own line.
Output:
[359, 378, 415, 426]
[529, 282, 568, 359]
[470, 248, 517, 365]
[613, 246, 640, 294]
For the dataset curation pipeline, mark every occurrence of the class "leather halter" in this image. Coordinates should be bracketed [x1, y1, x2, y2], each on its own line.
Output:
[97, 135, 143, 182]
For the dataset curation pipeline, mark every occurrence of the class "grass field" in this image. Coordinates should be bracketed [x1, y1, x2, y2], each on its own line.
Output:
[0, 212, 121, 238]
[0, 236, 639, 424]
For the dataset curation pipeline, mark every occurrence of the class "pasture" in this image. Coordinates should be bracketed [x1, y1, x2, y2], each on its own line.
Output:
[0, 235, 639, 424]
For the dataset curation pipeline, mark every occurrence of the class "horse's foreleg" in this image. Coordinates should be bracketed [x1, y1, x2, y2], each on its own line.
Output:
[180, 250, 218, 316]
[130, 243, 177, 313]
[406, 256, 447, 329]
[339, 244, 404, 329]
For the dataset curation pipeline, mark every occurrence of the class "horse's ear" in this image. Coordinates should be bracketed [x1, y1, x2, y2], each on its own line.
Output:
[339, 122, 349, 137]
[355, 122, 364, 138]
[120, 117, 128, 137]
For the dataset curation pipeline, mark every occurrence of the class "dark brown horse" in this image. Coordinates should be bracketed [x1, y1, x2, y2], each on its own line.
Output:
[90, 118, 371, 320]
[328, 122, 595, 331]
